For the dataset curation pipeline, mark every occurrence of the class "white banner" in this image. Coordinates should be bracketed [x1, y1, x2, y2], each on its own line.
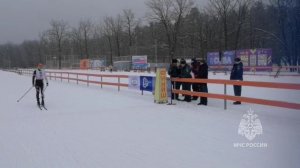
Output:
[128, 76, 140, 90]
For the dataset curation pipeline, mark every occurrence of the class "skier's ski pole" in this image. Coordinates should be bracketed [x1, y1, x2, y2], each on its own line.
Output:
[17, 86, 34, 102]
[43, 85, 48, 92]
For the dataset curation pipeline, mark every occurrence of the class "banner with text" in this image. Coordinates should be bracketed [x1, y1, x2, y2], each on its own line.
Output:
[132, 55, 148, 70]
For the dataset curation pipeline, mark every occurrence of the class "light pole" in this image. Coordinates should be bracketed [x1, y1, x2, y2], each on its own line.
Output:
[154, 39, 158, 68]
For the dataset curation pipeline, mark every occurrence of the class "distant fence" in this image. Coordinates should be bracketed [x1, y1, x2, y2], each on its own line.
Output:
[3, 69, 300, 110]
[172, 78, 300, 110]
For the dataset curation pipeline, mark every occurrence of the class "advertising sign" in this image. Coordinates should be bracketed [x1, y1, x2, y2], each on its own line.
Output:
[236, 50, 250, 66]
[140, 76, 154, 92]
[257, 49, 272, 66]
[222, 51, 235, 65]
[128, 76, 140, 90]
[207, 52, 221, 66]
[132, 55, 148, 70]
[154, 68, 168, 103]
[80, 59, 90, 70]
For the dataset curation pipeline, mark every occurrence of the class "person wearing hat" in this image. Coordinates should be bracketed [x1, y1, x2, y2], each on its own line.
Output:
[191, 58, 200, 100]
[179, 58, 192, 102]
[32, 63, 49, 107]
[197, 59, 209, 105]
[230, 57, 243, 105]
[168, 59, 181, 100]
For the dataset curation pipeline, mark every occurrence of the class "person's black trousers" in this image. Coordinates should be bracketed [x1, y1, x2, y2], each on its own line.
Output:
[35, 80, 44, 105]
[192, 83, 199, 100]
[171, 81, 181, 99]
[182, 82, 191, 101]
[199, 83, 208, 105]
[233, 85, 242, 102]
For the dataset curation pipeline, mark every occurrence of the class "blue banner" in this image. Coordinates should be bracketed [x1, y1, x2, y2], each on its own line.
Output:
[222, 51, 235, 65]
[140, 76, 154, 92]
[207, 52, 221, 66]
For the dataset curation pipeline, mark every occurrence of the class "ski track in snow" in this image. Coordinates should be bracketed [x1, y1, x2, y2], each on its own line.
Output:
[0, 70, 300, 168]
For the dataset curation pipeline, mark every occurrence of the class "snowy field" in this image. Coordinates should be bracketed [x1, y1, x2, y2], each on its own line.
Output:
[0, 70, 300, 168]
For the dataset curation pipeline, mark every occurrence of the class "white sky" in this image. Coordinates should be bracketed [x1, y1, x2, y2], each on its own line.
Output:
[0, 0, 207, 44]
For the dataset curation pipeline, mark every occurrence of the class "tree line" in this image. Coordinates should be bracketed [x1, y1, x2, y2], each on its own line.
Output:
[0, 0, 299, 69]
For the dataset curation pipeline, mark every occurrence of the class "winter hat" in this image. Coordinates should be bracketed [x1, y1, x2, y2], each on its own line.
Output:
[180, 59, 186, 64]
[37, 63, 43, 67]
[234, 58, 241, 62]
[172, 59, 178, 63]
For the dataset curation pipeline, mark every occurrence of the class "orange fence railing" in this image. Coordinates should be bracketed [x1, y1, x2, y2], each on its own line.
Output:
[171, 78, 300, 110]
[13, 69, 129, 91]
[4, 69, 300, 110]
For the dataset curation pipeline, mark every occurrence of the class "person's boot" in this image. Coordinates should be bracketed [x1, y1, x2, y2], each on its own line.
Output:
[233, 101, 241, 105]
[41, 99, 45, 106]
[192, 96, 198, 101]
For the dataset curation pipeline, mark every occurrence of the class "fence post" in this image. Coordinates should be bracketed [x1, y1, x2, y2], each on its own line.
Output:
[68, 73, 69, 83]
[224, 84, 227, 110]
[50, 72, 52, 80]
[118, 77, 120, 91]
[61, 72, 62, 82]
[76, 74, 78, 85]
[55, 73, 56, 80]
[87, 75, 89, 86]
[173, 80, 176, 100]
[101, 76, 103, 88]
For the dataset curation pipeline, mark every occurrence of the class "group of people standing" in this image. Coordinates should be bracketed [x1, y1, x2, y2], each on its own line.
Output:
[168, 58, 208, 105]
[168, 57, 244, 106]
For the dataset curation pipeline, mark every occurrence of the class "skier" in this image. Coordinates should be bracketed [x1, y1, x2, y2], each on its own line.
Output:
[230, 57, 243, 105]
[197, 60, 208, 105]
[168, 59, 181, 100]
[32, 63, 49, 107]
[179, 58, 192, 102]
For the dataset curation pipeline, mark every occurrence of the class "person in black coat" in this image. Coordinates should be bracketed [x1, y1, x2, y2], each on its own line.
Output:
[191, 58, 200, 100]
[168, 59, 181, 100]
[180, 59, 192, 102]
[230, 57, 244, 105]
[197, 60, 209, 105]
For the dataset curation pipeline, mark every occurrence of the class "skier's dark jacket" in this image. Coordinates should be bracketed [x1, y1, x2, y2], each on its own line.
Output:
[230, 62, 243, 80]
[168, 64, 180, 78]
[180, 64, 192, 78]
[191, 61, 200, 78]
[197, 63, 208, 79]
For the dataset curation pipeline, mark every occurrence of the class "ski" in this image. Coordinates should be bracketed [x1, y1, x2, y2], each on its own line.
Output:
[41, 105, 48, 110]
[37, 105, 42, 110]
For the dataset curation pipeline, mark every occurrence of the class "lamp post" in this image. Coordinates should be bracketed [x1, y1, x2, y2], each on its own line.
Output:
[154, 39, 158, 68]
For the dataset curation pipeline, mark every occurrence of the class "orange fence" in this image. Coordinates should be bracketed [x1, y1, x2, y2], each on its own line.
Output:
[171, 78, 300, 110]
[15, 69, 129, 91]
[4, 69, 300, 110]
[46, 71, 129, 91]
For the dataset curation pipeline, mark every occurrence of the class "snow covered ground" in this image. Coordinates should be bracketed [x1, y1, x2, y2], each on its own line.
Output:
[0, 70, 300, 168]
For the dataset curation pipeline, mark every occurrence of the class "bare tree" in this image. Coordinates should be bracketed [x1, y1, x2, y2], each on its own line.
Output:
[233, 0, 252, 50]
[123, 9, 138, 54]
[46, 20, 69, 69]
[111, 15, 123, 57]
[146, 0, 194, 61]
[209, 0, 237, 50]
[102, 17, 115, 65]
[79, 19, 93, 59]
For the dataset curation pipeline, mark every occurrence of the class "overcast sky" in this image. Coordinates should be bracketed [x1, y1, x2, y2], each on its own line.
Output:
[0, 0, 207, 44]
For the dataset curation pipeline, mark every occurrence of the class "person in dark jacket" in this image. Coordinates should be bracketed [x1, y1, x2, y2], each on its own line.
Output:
[197, 60, 209, 105]
[180, 59, 192, 102]
[230, 57, 244, 105]
[191, 58, 200, 100]
[168, 59, 181, 100]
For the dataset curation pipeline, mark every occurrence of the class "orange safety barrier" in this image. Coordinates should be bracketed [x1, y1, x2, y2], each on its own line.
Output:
[171, 78, 300, 110]
[46, 71, 128, 91]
